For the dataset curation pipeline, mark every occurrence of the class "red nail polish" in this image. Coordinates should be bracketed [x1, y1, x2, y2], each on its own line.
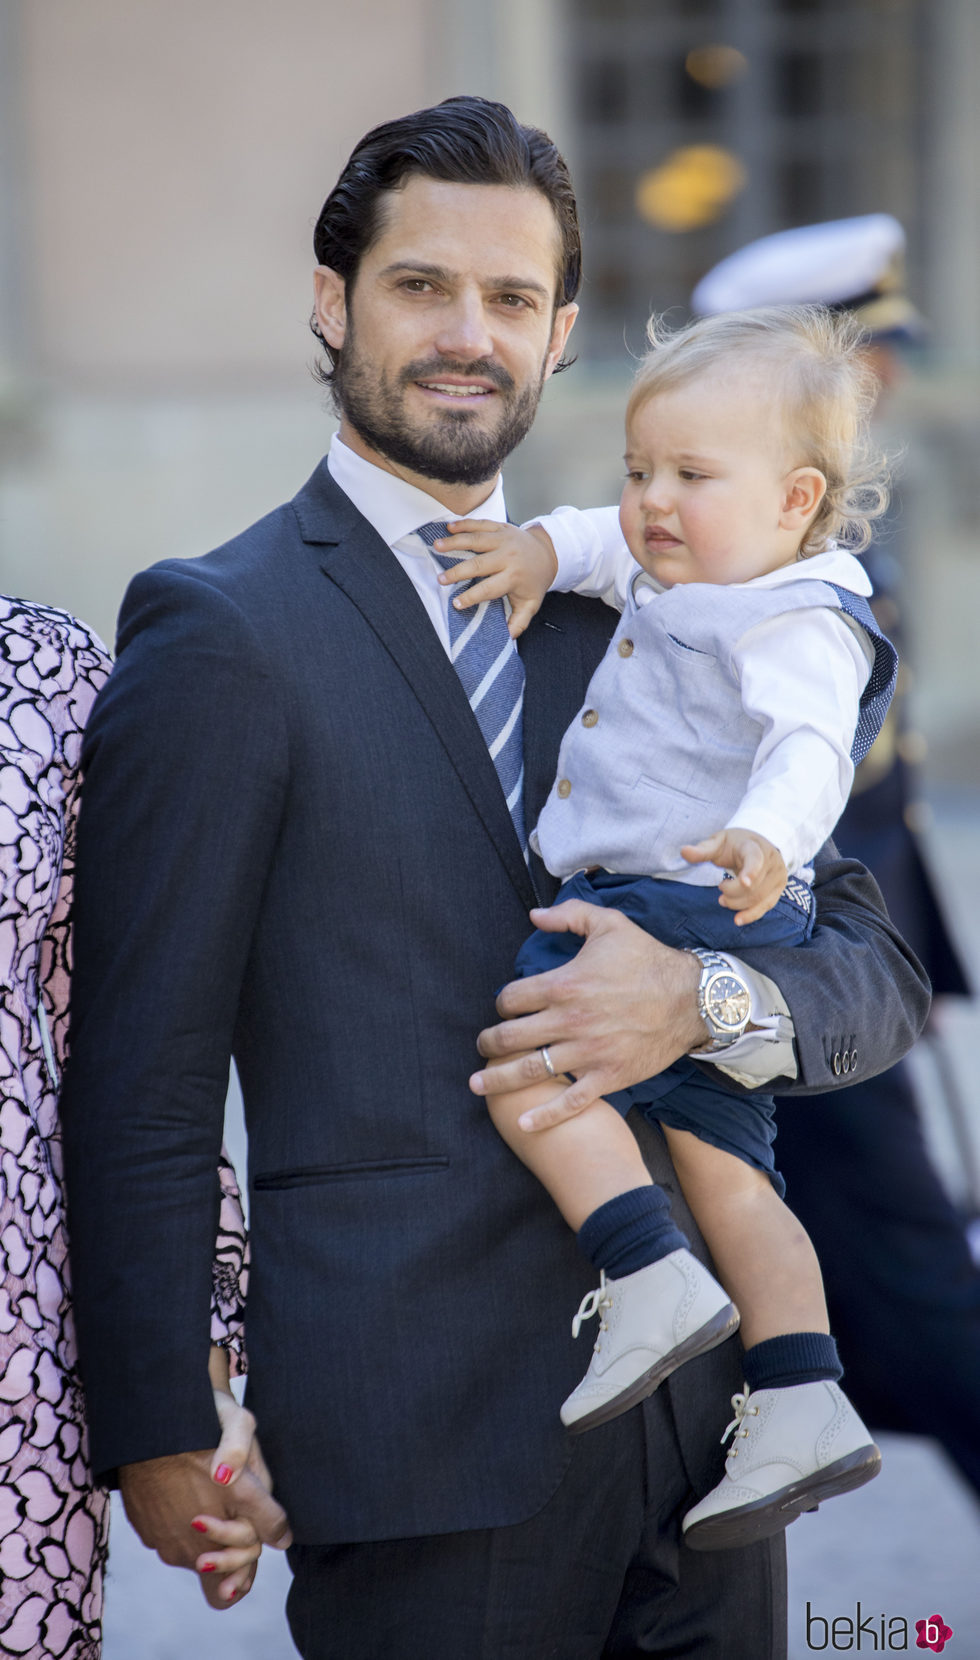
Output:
[214, 1464, 233, 1486]
[191, 1520, 208, 1533]
[229, 1589, 238, 1601]
[201, 1563, 216, 1573]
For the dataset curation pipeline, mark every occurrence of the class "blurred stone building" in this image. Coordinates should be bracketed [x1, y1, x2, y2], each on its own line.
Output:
[0, 0, 977, 779]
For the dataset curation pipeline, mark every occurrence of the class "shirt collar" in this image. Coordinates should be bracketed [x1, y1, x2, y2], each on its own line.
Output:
[630, 542, 873, 606]
[327, 433, 508, 551]
[748, 545, 873, 596]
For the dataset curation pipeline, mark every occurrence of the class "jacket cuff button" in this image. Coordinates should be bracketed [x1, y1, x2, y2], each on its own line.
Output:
[833, 1051, 842, 1075]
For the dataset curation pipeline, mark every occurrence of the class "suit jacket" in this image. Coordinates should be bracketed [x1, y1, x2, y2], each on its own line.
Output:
[60, 460, 929, 1541]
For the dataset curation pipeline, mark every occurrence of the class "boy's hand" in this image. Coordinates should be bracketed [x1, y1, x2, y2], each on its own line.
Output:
[432, 521, 558, 637]
[680, 828, 788, 925]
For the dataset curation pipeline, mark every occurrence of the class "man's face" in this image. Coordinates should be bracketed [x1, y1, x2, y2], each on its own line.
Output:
[313, 177, 577, 504]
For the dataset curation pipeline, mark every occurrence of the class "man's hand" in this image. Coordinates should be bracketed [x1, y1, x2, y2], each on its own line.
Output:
[432, 520, 558, 637]
[681, 828, 788, 925]
[470, 900, 705, 1129]
[119, 1448, 292, 1611]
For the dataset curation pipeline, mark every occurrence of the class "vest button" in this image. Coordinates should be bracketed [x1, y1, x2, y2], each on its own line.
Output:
[581, 709, 599, 727]
[618, 638, 634, 658]
[557, 778, 572, 799]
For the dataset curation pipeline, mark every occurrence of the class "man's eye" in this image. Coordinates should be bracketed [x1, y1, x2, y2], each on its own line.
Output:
[497, 294, 530, 309]
[401, 279, 435, 294]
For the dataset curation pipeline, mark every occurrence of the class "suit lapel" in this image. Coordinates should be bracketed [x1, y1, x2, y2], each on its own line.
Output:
[293, 461, 538, 910]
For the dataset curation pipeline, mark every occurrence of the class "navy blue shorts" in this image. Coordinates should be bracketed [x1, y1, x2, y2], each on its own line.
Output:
[514, 870, 815, 1195]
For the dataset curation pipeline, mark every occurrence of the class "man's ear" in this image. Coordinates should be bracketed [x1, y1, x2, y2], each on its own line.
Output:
[781, 466, 827, 531]
[543, 302, 579, 380]
[313, 266, 347, 350]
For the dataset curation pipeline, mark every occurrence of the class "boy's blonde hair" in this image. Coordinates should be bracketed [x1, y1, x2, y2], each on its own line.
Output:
[627, 305, 890, 555]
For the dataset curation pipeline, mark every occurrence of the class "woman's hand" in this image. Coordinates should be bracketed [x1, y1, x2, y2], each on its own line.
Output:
[191, 1345, 290, 1605]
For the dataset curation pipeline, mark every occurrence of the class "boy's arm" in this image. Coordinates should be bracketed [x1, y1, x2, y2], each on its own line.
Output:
[432, 505, 637, 636]
[727, 607, 874, 874]
[431, 520, 558, 636]
[679, 609, 876, 918]
[525, 505, 639, 610]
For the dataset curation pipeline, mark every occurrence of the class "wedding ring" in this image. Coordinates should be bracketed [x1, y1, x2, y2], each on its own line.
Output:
[539, 1045, 557, 1078]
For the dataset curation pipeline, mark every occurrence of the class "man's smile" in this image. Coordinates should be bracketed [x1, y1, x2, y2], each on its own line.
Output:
[415, 377, 498, 403]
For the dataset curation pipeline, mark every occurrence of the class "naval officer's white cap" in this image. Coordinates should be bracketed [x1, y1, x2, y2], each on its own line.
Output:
[691, 214, 924, 339]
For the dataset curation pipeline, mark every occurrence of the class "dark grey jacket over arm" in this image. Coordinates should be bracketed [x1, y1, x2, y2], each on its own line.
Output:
[60, 459, 929, 1541]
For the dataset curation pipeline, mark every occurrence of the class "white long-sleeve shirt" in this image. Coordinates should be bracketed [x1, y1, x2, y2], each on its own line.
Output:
[535, 506, 875, 881]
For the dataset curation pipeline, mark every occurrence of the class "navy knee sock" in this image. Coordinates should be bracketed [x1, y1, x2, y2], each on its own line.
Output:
[742, 1332, 843, 1391]
[576, 1186, 688, 1278]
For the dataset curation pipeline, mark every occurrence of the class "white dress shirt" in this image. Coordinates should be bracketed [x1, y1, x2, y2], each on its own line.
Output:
[327, 435, 507, 654]
[327, 437, 797, 1084]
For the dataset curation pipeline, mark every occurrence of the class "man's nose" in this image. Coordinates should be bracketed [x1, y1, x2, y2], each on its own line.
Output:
[433, 293, 495, 362]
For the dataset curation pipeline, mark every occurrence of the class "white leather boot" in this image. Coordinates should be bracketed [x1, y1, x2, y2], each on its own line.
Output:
[559, 1249, 739, 1433]
[682, 1379, 881, 1551]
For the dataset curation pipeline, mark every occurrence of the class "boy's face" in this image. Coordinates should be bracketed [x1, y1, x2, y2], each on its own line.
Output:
[619, 367, 803, 588]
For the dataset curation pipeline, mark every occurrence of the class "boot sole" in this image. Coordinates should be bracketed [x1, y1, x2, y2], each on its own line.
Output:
[563, 1301, 740, 1435]
[682, 1442, 882, 1552]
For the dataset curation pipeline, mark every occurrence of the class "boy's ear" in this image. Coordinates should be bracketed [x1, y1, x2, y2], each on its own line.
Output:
[781, 466, 827, 529]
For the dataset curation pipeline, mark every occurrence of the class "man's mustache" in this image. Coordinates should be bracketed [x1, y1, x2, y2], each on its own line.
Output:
[398, 357, 516, 394]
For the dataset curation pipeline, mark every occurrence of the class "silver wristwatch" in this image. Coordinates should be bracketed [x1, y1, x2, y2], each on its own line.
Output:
[689, 949, 753, 1051]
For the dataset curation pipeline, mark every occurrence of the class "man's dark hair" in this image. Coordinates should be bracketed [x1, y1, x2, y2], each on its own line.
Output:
[310, 95, 581, 384]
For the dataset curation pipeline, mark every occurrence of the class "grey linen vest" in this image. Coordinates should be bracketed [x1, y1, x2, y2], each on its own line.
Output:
[531, 576, 894, 883]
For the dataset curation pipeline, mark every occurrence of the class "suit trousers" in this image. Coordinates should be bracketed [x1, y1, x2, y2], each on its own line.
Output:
[285, 1378, 786, 1660]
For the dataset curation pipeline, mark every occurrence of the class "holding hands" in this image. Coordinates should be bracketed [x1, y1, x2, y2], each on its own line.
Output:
[432, 520, 558, 637]
[118, 1346, 292, 1611]
[681, 828, 788, 925]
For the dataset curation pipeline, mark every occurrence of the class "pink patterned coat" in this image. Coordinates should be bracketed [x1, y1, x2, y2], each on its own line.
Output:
[0, 597, 248, 1659]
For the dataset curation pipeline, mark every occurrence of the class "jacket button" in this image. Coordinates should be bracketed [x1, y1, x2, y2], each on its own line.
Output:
[582, 709, 599, 727]
[842, 1050, 851, 1074]
[833, 1051, 842, 1076]
[850, 1049, 858, 1071]
[557, 778, 572, 798]
[618, 638, 634, 657]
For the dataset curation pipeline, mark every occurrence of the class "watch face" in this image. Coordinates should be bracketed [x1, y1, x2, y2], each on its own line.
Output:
[705, 971, 751, 1033]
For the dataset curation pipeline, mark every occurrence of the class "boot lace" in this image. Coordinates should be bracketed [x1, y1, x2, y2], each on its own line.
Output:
[720, 1386, 760, 1460]
[571, 1272, 614, 1345]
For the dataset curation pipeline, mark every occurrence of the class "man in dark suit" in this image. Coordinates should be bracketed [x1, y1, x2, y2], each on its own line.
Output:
[61, 99, 929, 1658]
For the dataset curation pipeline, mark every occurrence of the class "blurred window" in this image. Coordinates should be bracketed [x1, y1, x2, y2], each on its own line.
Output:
[564, 0, 926, 362]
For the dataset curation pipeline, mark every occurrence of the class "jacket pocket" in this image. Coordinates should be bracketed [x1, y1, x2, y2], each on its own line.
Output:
[253, 1155, 450, 1190]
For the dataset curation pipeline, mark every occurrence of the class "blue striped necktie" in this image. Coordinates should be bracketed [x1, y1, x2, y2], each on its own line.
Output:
[415, 520, 526, 852]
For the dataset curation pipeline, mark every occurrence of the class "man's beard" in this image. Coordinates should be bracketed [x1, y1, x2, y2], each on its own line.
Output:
[334, 333, 547, 487]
